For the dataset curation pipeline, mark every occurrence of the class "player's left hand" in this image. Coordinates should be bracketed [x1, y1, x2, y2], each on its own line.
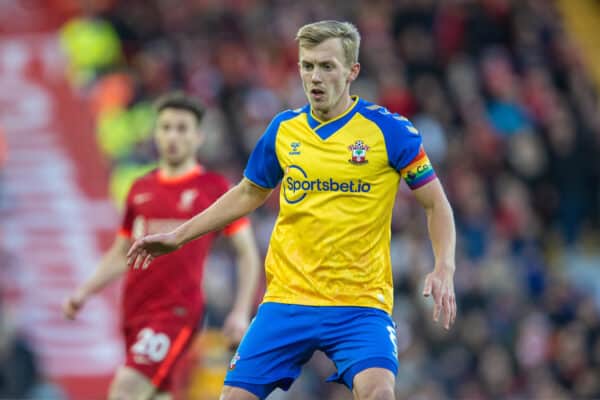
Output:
[127, 232, 180, 269]
[423, 265, 456, 330]
[222, 310, 250, 349]
[62, 289, 88, 320]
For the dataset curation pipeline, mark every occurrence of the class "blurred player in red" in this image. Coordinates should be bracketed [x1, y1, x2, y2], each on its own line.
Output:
[63, 93, 261, 400]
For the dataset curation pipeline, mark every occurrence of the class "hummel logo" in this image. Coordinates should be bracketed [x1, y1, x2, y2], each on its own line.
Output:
[289, 142, 301, 155]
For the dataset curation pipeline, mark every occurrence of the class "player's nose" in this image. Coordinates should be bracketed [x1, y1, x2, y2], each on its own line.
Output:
[311, 70, 322, 83]
[165, 128, 178, 138]
[163, 129, 180, 143]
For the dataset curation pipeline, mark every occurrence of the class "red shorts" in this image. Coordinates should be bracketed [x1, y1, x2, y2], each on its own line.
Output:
[123, 312, 202, 391]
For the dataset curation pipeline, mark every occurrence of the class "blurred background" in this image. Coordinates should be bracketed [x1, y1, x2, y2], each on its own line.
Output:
[1, 0, 600, 399]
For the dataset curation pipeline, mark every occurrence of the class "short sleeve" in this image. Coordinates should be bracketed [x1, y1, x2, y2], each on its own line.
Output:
[371, 111, 437, 189]
[381, 117, 423, 171]
[223, 218, 250, 236]
[243, 112, 291, 188]
[118, 187, 136, 238]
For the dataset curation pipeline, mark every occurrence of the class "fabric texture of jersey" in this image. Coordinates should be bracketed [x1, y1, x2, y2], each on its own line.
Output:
[119, 165, 249, 324]
[244, 97, 436, 314]
[224, 302, 398, 398]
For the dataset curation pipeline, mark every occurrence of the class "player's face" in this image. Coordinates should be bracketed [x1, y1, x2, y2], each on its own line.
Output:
[299, 38, 359, 119]
[155, 108, 203, 166]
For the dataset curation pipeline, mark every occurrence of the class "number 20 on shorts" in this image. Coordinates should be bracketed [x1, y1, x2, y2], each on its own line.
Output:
[131, 327, 171, 362]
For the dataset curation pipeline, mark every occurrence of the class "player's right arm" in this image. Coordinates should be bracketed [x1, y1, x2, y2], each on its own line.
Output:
[63, 234, 131, 320]
[128, 178, 272, 269]
[128, 111, 290, 269]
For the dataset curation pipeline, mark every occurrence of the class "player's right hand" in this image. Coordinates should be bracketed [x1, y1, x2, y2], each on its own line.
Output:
[127, 232, 180, 270]
[62, 290, 87, 320]
[423, 265, 456, 330]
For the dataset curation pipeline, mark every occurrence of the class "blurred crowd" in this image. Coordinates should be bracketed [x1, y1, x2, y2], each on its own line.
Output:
[0, 71, 37, 396]
[7, 0, 598, 398]
[0, 131, 64, 395]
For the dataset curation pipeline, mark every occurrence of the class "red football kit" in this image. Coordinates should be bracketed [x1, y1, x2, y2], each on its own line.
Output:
[118, 165, 248, 390]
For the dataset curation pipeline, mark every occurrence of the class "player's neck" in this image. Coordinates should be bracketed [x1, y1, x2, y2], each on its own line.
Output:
[313, 94, 354, 122]
[159, 159, 199, 178]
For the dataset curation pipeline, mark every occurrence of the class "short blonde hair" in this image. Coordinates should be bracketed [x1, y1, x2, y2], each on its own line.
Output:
[296, 20, 361, 66]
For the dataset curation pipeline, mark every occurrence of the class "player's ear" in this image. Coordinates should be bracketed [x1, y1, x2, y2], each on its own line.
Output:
[347, 62, 360, 83]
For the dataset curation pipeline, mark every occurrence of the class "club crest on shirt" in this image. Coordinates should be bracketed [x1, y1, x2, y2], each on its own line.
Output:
[348, 140, 369, 164]
[178, 189, 198, 211]
[133, 192, 153, 205]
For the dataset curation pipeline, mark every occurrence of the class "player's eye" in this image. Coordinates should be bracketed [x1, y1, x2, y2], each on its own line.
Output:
[302, 63, 313, 71]
[176, 124, 187, 133]
[160, 123, 170, 132]
[322, 63, 333, 70]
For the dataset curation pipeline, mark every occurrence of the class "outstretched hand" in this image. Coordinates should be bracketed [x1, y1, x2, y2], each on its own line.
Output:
[423, 266, 456, 330]
[127, 232, 180, 269]
[62, 290, 87, 320]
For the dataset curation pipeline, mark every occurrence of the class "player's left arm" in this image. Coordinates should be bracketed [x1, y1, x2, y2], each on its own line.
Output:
[222, 224, 261, 347]
[412, 179, 457, 330]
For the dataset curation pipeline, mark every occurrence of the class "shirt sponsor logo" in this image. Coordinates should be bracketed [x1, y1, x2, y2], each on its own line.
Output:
[283, 165, 371, 204]
[178, 189, 198, 211]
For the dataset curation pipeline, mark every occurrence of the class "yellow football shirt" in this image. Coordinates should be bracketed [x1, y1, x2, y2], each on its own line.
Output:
[244, 97, 436, 314]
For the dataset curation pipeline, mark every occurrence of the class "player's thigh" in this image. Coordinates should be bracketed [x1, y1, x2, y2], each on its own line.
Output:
[352, 367, 395, 400]
[219, 385, 259, 400]
[224, 303, 318, 397]
[321, 307, 398, 389]
[109, 366, 156, 400]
